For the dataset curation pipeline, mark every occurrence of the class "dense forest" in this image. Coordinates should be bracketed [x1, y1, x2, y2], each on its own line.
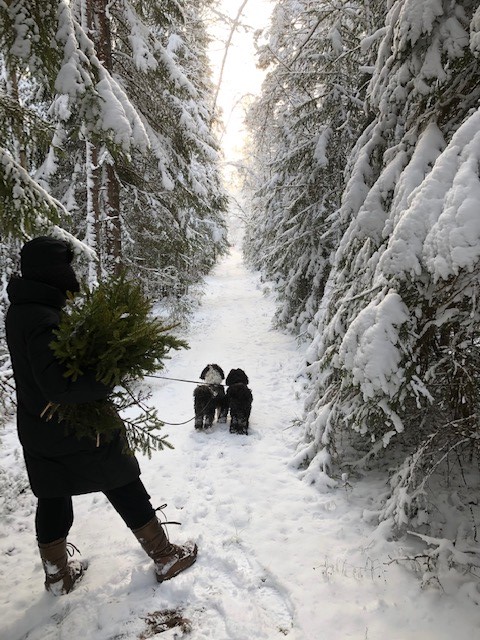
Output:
[243, 0, 480, 548]
[0, 0, 228, 411]
[0, 0, 229, 290]
[2, 0, 480, 566]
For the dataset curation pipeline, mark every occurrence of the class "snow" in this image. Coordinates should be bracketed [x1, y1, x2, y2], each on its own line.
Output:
[380, 109, 480, 281]
[396, 0, 444, 49]
[337, 291, 409, 402]
[471, 7, 480, 55]
[2, 249, 480, 639]
[313, 128, 331, 167]
[124, 8, 158, 73]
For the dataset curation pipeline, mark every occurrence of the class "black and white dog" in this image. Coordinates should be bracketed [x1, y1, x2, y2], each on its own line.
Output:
[225, 368, 253, 435]
[194, 364, 228, 430]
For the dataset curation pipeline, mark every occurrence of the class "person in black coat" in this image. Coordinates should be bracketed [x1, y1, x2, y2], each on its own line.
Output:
[5, 236, 197, 595]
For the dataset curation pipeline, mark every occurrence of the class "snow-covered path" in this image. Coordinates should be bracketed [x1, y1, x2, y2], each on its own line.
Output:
[2, 249, 480, 639]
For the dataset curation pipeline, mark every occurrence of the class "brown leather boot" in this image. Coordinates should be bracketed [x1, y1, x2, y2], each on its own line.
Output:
[38, 538, 86, 595]
[133, 517, 197, 583]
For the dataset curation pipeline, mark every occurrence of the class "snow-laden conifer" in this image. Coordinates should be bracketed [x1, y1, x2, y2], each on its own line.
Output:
[48, 0, 229, 295]
[244, 0, 384, 334]
[297, 1, 480, 533]
[0, 1, 227, 417]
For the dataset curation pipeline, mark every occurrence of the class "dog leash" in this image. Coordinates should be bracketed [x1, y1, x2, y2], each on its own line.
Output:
[157, 395, 220, 426]
[159, 415, 197, 426]
[145, 374, 226, 387]
[145, 378, 222, 426]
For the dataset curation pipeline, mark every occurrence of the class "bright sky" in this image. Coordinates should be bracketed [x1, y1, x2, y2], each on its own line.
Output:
[208, 0, 273, 181]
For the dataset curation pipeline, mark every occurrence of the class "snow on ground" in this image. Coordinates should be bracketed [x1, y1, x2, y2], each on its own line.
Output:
[1, 248, 480, 639]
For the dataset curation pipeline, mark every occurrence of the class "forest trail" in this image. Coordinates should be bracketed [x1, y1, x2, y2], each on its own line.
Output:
[2, 249, 480, 639]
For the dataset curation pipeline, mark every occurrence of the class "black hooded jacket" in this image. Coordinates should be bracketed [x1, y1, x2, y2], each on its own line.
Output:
[5, 276, 140, 498]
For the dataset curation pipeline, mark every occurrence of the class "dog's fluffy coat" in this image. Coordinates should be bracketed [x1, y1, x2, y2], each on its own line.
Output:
[225, 368, 253, 435]
[193, 364, 228, 430]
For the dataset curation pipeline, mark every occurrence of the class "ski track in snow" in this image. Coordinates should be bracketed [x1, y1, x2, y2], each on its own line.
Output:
[2, 249, 480, 639]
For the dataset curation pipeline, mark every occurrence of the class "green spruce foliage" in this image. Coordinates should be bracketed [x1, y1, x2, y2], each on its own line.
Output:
[47, 274, 189, 456]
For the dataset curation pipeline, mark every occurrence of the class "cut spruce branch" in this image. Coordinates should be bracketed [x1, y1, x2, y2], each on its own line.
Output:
[47, 274, 189, 455]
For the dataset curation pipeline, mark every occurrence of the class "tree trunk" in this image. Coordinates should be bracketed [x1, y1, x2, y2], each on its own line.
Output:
[105, 163, 122, 275]
[90, 0, 123, 275]
[85, 139, 102, 281]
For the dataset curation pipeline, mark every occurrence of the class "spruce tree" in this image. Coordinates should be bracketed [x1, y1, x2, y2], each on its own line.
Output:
[0, 0, 227, 416]
[296, 0, 480, 532]
[243, 0, 384, 334]
[59, 0, 229, 294]
[46, 274, 188, 456]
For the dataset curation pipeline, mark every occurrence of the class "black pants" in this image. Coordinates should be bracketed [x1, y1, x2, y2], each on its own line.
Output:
[35, 478, 155, 544]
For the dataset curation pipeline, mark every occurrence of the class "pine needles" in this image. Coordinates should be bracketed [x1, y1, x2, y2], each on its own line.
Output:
[47, 274, 189, 456]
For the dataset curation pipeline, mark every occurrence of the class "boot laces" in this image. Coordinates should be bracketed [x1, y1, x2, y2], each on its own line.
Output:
[154, 503, 181, 542]
[66, 542, 81, 558]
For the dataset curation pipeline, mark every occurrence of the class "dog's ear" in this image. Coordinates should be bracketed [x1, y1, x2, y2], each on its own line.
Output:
[200, 365, 209, 379]
[226, 369, 234, 385]
[213, 364, 225, 379]
[237, 369, 249, 384]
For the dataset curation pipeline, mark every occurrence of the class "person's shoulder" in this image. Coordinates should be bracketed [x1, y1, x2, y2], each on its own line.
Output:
[8, 277, 65, 309]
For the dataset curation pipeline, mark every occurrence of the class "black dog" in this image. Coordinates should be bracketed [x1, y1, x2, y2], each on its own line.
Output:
[225, 369, 253, 435]
[194, 364, 228, 430]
